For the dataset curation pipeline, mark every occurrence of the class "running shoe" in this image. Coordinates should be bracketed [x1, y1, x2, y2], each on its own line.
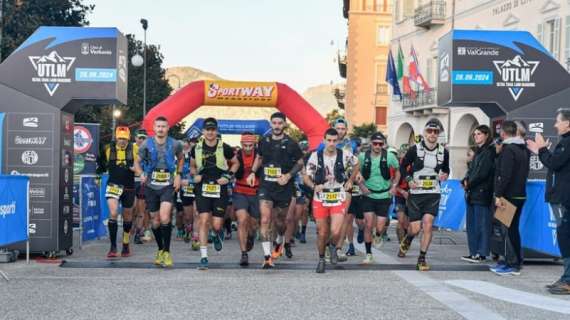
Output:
[491, 266, 520, 276]
[183, 230, 191, 243]
[489, 261, 506, 272]
[154, 250, 163, 266]
[262, 257, 275, 269]
[106, 247, 118, 259]
[246, 233, 255, 252]
[548, 283, 570, 295]
[416, 256, 430, 271]
[398, 237, 411, 258]
[225, 230, 232, 240]
[337, 249, 348, 262]
[357, 228, 364, 244]
[142, 229, 152, 242]
[134, 233, 143, 245]
[362, 253, 374, 265]
[324, 246, 331, 263]
[120, 244, 131, 257]
[546, 279, 565, 289]
[461, 255, 481, 263]
[330, 246, 339, 265]
[299, 233, 307, 244]
[271, 243, 283, 259]
[239, 253, 249, 267]
[208, 230, 215, 244]
[373, 233, 383, 249]
[198, 257, 208, 270]
[162, 251, 173, 268]
[346, 243, 356, 256]
[176, 229, 184, 240]
[213, 231, 223, 252]
[285, 243, 293, 259]
[191, 238, 200, 251]
[316, 258, 326, 274]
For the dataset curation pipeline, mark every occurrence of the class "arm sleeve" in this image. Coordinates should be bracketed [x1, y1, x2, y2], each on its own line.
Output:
[538, 140, 570, 171]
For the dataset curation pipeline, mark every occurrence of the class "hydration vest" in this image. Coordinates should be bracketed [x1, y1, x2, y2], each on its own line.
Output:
[142, 137, 177, 175]
[235, 149, 258, 180]
[194, 139, 228, 174]
[314, 149, 346, 185]
[108, 142, 134, 168]
[412, 142, 445, 173]
[361, 149, 390, 181]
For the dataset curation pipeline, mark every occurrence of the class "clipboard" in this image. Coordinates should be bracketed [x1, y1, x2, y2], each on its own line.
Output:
[494, 197, 517, 227]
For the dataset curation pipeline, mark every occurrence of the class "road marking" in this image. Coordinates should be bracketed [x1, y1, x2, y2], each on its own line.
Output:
[354, 243, 506, 320]
[447, 280, 570, 315]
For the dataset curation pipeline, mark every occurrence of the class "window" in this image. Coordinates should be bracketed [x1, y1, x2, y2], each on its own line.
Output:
[565, 16, 570, 67]
[376, 0, 391, 12]
[375, 107, 387, 125]
[377, 26, 391, 45]
[538, 17, 561, 60]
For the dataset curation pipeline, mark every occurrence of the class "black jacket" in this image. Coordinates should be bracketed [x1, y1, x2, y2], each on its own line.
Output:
[464, 143, 496, 205]
[494, 137, 530, 200]
[539, 132, 570, 207]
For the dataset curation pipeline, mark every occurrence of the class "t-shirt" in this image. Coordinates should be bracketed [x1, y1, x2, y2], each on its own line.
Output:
[306, 150, 358, 202]
[258, 135, 303, 189]
[138, 138, 183, 190]
[105, 143, 139, 188]
[190, 141, 234, 182]
[358, 151, 399, 200]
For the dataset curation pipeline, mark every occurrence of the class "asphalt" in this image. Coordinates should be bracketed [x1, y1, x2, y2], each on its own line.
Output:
[1, 223, 569, 320]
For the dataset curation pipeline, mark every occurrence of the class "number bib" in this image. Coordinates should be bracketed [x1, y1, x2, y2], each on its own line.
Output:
[264, 166, 282, 182]
[321, 188, 344, 207]
[151, 170, 171, 186]
[351, 185, 361, 196]
[182, 184, 195, 198]
[418, 175, 437, 190]
[105, 183, 124, 199]
[202, 183, 221, 198]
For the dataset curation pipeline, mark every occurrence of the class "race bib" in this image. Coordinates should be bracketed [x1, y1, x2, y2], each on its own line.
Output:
[321, 188, 343, 207]
[151, 170, 171, 186]
[105, 183, 124, 199]
[182, 184, 195, 198]
[418, 175, 437, 190]
[264, 166, 282, 182]
[351, 185, 361, 196]
[202, 183, 221, 198]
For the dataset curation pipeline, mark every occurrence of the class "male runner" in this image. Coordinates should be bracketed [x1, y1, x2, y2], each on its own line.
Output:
[399, 120, 450, 271]
[135, 116, 185, 268]
[100, 126, 138, 258]
[249, 112, 304, 269]
[132, 129, 149, 244]
[191, 118, 239, 270]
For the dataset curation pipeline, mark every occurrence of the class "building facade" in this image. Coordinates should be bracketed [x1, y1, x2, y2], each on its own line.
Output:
[338, 0, 393, 132]
[388, 0, 570, 178]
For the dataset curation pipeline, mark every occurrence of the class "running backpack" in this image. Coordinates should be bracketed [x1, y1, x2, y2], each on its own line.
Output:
[361, 149, 390, 181]
[314, 149, 346, 185]
[412, 142, 445, 173]
[142, 137, 176, 175]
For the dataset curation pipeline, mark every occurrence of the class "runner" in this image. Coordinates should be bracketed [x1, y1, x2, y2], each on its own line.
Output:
[399, 120, 450, 271]
[249, 112, 304, 269]
[395, 146, 413, 257]
[100, 126, 139, 259]
[305, 128, 359, 273]
[191, 118, 239, 270]
[132, 129, 150, 244]
[178, 138, 197, 244]
[359, 132, 400, 264]
[233, 132, 261, 267]
[134, 116, 185, 268]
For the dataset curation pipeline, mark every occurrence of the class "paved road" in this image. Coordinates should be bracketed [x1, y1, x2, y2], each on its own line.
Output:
[1, 224, 569, 320]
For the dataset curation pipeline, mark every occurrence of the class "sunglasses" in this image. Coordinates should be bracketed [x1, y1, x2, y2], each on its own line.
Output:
[372, 141, 384, 146]
[426, 129, 440, 135]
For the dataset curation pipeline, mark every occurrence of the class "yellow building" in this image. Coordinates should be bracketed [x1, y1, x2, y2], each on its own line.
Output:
[339, 0, 393, 132]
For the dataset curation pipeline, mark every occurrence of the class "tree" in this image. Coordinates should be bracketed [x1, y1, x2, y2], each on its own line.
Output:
[350, 123, 377, 139]
[1, 0, 94, 60]
[325, 109, 343, 124]
[286, 126, 306, 142]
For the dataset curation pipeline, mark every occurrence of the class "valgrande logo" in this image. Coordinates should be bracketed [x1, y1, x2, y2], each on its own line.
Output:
[493, 55, 539, 101]
[0, 201, 16, 218]
[29, 51, 76, 96]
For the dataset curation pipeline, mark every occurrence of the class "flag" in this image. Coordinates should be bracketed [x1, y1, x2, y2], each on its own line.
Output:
[397, 42, 404, 80]
[409, 45, 431, 92]
[402, 76, 416, 100]
[386, 49, 402, 100]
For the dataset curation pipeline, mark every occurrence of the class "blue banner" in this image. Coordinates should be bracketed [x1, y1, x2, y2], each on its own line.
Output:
[81, 175, 106, 241]
[0, 175, 29, 246]
[74, 123, 100, 175]
[185, 118, 271, 138]
[434, 179, 467, 231]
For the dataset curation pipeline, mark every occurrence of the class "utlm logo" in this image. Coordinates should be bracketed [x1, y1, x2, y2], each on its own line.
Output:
[493, 55, 539, 101]
[29, 51, 76, 96]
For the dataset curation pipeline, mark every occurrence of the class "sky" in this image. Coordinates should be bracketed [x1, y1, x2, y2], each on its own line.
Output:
[86, 0, 348, 92]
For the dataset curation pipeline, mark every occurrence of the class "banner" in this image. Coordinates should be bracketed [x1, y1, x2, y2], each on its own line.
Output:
[434, 179, 467, 231]
[0, 176, 29, 246]
[204, 80, 278, 107]
[80, 175, 106, 241]
[185, 118, 271, 139]
[74, 123, 100, 175]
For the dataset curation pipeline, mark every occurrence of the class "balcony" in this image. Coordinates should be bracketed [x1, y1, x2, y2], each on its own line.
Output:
[333, 87, 346, 110]
[338, 51, 347, 78]
[402, 90, 435, 109]
[414, 1, 446, 28]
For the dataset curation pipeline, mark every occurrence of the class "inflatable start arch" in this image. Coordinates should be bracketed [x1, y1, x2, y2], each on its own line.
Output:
[142, 80, 329, 149]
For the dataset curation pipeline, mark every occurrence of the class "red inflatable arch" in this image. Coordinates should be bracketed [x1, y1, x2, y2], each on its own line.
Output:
[142, 80, 329, 149]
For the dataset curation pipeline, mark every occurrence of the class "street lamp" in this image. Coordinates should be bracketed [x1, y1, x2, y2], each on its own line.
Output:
[112, 106, 122, 140]
[141, 18, 148, 118]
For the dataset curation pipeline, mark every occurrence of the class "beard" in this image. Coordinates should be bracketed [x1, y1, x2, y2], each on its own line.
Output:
[272, 128, 283, 135]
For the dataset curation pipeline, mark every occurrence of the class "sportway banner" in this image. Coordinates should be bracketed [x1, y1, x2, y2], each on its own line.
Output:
[0, 175, 29, 246]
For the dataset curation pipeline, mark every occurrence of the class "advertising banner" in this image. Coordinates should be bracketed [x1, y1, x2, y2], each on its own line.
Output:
[0, 176, 29, 246]
[74, 123, 100, 175]
[185, 118, 272, 139]
[204, 80, 278, 107]
[434, 180, 467, 231]
[80, 175, 105, 241]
